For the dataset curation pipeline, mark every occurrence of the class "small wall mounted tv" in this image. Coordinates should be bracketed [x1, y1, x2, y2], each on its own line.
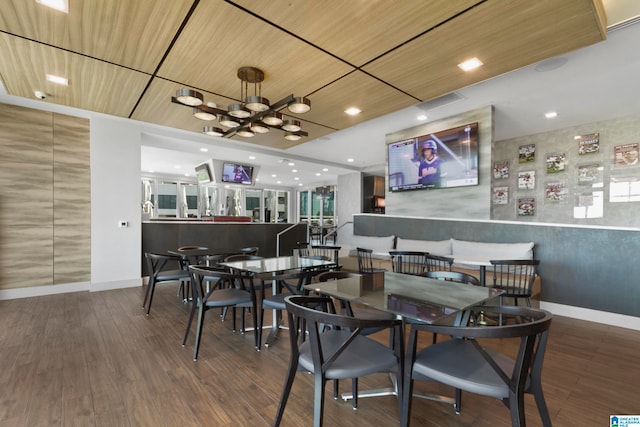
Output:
[194, 162, 213, 183]
[221, 162, 254, 185]
[387, 122, 479, 191]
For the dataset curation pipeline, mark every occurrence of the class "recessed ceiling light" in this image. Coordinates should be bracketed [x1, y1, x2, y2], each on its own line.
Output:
[298, 183, 303, 186]
[255, 178, 260, 182]
[294, 177, 299, 180]
[36, 0, 68, 13]
[545, 111, 558, 119]
[249, 155, 256, 160]
[287, 162, 295, 166]
[277, 181, 281, 184]
[315, 173, 321, 176]
[458, 57, 483, 72]
[271, 174, 277, 178]
[347, 158, 354, 163]
[46, 74, 68, 85]
[184, 173, 190, 177]
[345, 107, 361, 116]
[292, 169, 298, 173]
[322, 168, 328, 172]
[174, 165, 181, 169]
[417, 114, 428, 121]
[199, 148, 208, 152]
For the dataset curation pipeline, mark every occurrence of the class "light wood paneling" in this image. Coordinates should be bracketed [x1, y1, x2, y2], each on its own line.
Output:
[0, 0, 193, 73]
[0, 103, 90, 290]
[53, 113, 90, 169]
[0, 103, 53, 164]
[0, 34, 151, 116]
[0, 225, 53, 289]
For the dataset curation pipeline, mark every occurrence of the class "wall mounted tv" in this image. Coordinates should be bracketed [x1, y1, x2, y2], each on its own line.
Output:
[387, 122, 479, 192]
[221, 162, 254, 185]
[194, 162, 213, 183]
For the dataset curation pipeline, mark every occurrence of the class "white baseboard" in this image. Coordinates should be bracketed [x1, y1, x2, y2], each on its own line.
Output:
[0, 278, 142, 300]
[540, 301, 640, 331]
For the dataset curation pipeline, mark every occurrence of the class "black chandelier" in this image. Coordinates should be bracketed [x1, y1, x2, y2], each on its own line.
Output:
[171, 66, 311, 141]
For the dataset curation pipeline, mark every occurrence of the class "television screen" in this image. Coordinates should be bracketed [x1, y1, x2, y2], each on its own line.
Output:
[221, 162, 254, 185]
[387, 122, 479, 191]
[194, 162, 213, 183]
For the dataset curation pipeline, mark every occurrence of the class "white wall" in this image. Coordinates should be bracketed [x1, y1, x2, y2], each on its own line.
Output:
[90, 116, 142, 289]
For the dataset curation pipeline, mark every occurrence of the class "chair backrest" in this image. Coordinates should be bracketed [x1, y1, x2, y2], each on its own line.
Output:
[224, 254, 264, 262]
[389, 251, 428, 275]
[145, 252, 183, 277]
[490, 259, 539, 298]
[297, 241, 310, 257]
[425, 254, 454, 272]
[240, 246, 259, 256]
[310, 245, 341, 265]
[188, 265, 242, 302]
[356, 247, 375, 273]
[424, 270, 480, 286]
[316, 271, 361, 282]
[177, 245, 208, 251]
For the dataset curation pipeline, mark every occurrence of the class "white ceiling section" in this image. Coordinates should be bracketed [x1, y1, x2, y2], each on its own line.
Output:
[2, 1, 640, 188]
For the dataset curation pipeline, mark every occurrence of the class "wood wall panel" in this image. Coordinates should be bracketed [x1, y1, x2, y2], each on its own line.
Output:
[53, 113, 90, 168]
[0, 161, 53, 227]
[0, 225, 53, 289]
[0, 103, 53, 164]
[53, 225, 90, 284]
[0, 103, 90, 290]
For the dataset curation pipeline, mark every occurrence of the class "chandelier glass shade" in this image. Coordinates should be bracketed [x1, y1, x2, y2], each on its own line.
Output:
[172, 67, 310, 140]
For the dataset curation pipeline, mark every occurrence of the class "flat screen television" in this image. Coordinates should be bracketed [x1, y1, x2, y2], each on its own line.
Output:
[194, 162, 213, 183]
[387, 122, 479, 191]
[221, 162, 254, 185]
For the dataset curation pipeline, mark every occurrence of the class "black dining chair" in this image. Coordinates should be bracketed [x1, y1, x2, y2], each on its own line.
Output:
[425, 253, 454, 272]
[143, 252, 190, 315]
[490, 259, 540, 307]
[401, 305, 553, 427]
[183, 265, 258, 360]
[389, 251, 429, 276]
[309, 245, 341, 269]
[424, 270, 481, 286]
[356, 247, 386, 274]
[257, 269, 313, 349]
[274, 295, 403, 427]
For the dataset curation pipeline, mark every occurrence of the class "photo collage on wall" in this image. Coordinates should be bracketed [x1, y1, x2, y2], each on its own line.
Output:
[494, 127, 640, 221]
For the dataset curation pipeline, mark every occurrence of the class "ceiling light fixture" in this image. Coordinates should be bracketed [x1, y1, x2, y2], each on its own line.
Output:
[203, 126, 224, 136]
[36, 0, 68, 13]
[458, 57, 483, 72]
[46, 74, 68, 85]
[545, 111, 558, 119]
[345, 107, 361, 116]
[172, 66, 311, 141]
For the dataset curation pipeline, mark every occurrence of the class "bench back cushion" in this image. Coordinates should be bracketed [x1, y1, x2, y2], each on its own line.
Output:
[451, 239, 534, 259]
[395, 237, 452, 256]
[346, 235, 395, 259]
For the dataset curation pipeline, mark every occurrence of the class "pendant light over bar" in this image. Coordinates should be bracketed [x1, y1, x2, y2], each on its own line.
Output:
[171, 66, 310, 141]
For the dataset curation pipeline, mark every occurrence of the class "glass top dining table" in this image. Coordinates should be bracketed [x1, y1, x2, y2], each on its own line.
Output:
[305, 271, 503, 324]
[219, 255, 336, 275]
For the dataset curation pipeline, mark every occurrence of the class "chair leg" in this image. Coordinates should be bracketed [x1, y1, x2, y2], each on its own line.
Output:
[273, 350, 298, 426]
[351, 378, 358, 409]
[508, 391, 526, 427]
[193, 304, 206, 361]
[231, 307, 237, 332]
[144, 279, 156, 315]
[313, 373, 326, 427]
[182, 298, 197, 346]
[454, 388, 462, 414]
[531, 381, 552, 427]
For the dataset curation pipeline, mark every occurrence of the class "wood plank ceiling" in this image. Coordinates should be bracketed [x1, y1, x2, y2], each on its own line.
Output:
[0, 0, 607, 149]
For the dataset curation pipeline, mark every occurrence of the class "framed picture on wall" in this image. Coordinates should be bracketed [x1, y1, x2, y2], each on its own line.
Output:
[577, 163, 603, 186]
[545, 181, 569, 203]
[577, 133, 600, 155]
[518, 144, 535, 163]
[492, 186, 509, 204]
[613, 143, 639, 167]
[546, 153, 566, 173]
[517, 197, 536, 216]
[493, 161, 509, 179]
[518, 170, 535, 189]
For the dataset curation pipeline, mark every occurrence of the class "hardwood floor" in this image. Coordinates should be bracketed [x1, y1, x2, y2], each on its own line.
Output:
[1, 284, 638, 426]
